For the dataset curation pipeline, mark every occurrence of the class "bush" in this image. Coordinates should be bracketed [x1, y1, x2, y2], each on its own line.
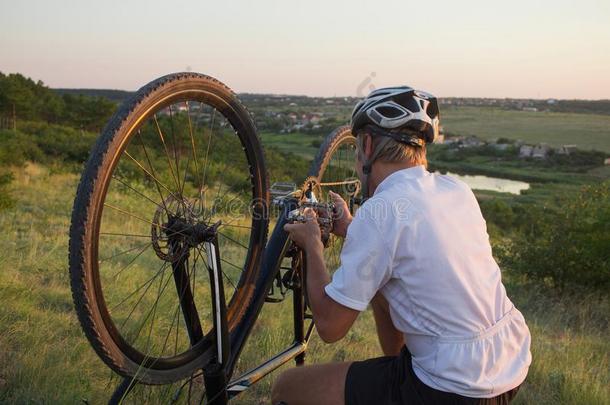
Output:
[0, 129, 45, 166]
[0, 124, 97, 167]
[0, 171, 14, 210]
[502, 181, 610, 290]
[310, 139, 322, 148]
[480, 199, 516, 229]
[18, 122, 97, 163]
[0, 72, 117, 132]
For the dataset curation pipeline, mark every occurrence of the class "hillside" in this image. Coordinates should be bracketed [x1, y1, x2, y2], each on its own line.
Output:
[0, 72, 608, 404]
[53, 88, 134, 104]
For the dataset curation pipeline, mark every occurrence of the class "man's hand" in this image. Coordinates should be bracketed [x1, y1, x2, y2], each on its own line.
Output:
[283, 208, 323, 252]
[328, 190, 352, 238]
[285, 206, 360, 343]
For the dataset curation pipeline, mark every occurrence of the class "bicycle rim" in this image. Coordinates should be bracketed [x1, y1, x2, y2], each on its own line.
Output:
[69, 73, 269, 383]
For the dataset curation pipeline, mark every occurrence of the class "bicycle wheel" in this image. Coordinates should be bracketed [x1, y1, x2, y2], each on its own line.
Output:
[308, 125, 360, 272]
[69, 73, 269, 384]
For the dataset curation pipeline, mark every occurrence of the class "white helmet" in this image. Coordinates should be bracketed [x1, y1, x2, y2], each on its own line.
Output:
[351, 86, 440, 144]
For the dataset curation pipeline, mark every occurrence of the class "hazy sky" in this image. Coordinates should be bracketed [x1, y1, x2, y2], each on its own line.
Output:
[1, 0, 609, 99]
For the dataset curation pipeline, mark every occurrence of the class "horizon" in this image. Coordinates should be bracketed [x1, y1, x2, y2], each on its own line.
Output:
[49, 84, 610, 101]
[1, 0, 609, 99]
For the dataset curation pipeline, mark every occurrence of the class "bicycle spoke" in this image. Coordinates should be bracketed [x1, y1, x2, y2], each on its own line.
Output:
[124, 150, 181, 204]
[100, 232, 151, 239]
[143, 261, 168, 353]
[103, 203, 189, 239]
[153, 114, 182, 193]
[110, 261, 169, 312]
[118, 261, 170, 329]
[180, 147, 192, 200]
[185, 101, 204, 212]
[161, 298, 182, 357]
[218, 231, 248, 250]
[185, 101, 204, 202]
[175, 305, 181, 356]
[207, 175, 250, 222]
[111, 243, 152, 279]
[220, 223, 251, 230]
[127, 244, 194, 346]
[99, 241, 150, 263]
[136, 130, 174, 214]
[200, 109, 216, 214]
[111, 174, 166, 212]
[218, 258, 241, 290]
[218, 256, 243, 273]
[196, 245, 238, 291]
[104, 203, 159, 227]
[168, 104, 182, 192]
[129, 261, 175, 347]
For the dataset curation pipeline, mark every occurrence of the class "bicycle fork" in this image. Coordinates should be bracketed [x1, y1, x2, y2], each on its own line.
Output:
[202, 235, 231, 405]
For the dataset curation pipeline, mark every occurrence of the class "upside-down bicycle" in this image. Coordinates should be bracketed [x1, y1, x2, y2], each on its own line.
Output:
[68, 72, 361, 403]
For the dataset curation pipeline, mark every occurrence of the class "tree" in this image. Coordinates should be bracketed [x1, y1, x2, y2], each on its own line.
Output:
[504, 181, 610, 290]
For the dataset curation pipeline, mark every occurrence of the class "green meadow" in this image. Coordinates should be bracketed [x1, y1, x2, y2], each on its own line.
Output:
[0, 163, 608, 404]
[0, 72, 608, 403]
[442, 107, 610, 153]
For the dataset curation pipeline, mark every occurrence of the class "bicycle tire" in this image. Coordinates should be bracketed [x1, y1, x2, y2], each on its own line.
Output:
[69, 72, 269, 384]
[308, 125, 359, 272]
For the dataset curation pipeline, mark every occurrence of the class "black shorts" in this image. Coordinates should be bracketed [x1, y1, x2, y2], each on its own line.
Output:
[345, 346, 520, 405]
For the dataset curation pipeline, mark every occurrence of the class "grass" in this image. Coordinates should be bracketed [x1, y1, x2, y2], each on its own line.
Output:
[504, 278, 610, 405]
[442, 106, 610, 153]
[0, 163, 608, 404]
[260, 131, 320, 160]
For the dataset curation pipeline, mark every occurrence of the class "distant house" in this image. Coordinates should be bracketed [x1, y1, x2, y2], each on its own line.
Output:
[605, 158, 610, 166]
[519, 145, 533, 158]
[309, 114, 322, 124]
[556, 145, 577, 155]
[522, 107, 538, 112]
[435, 133, 445, 144]
[461, 136, 485, 148]
[443, 136, 462, 145]
[531, 143, 551, 159]
[492, 143, 511, 151]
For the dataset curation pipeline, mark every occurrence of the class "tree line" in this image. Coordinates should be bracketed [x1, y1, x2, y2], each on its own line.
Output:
[0, 72, 117, 132]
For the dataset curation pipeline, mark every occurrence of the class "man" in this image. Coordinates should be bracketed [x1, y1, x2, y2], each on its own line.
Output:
[273, 87, 531, 405]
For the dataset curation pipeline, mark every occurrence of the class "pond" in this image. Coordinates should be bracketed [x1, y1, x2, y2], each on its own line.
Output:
[439, 172, 530, 195]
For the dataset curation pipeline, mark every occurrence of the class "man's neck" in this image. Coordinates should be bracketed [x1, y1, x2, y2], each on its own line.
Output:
[368, 161, 419, 195]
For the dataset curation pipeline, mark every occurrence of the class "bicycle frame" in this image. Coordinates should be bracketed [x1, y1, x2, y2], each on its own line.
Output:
[106, 194, 322, 405]
[203, 196, 316, 403]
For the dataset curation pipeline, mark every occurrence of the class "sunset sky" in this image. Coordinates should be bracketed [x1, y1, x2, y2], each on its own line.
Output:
[1, 0, 608, 99]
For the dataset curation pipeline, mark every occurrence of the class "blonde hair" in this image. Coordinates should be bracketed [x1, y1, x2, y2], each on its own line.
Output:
[356, 129, 428, 168]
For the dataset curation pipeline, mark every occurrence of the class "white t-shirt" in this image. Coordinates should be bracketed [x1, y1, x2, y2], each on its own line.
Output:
[325, 165, 531, 398]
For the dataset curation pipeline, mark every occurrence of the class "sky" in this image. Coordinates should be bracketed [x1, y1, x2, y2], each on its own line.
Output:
[1, 0, 609, 99]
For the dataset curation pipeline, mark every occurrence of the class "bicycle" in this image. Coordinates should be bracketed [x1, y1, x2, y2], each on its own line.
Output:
[68, 72, 360, 403]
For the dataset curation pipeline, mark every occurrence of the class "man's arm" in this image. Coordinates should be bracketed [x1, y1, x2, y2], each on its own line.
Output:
[283, 208, 359, 343]
[304, 238, 359, 343]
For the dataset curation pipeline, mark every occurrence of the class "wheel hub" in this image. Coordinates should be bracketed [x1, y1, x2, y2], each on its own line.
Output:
[164, 216, 221, 248]
[151, 195, 220, 262]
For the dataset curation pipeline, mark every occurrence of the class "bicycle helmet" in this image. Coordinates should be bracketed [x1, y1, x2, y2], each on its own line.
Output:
[350, 86, 440, 200]
[351, 86, 440, 143]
